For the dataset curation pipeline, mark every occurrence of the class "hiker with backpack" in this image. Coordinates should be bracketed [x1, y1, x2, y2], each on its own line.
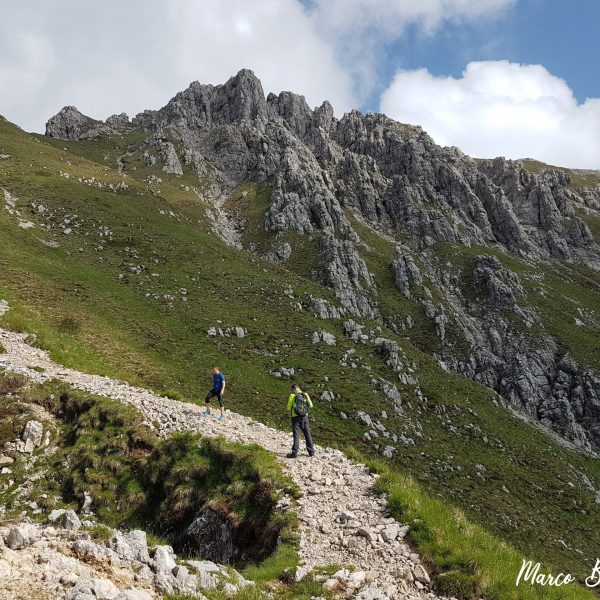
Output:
[286, 383, 315, 458]
[203, 366, 226, 422]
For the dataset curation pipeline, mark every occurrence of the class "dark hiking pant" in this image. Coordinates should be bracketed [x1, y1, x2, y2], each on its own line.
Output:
[205, 388, 224, 407]
[291, 415, 315, 456]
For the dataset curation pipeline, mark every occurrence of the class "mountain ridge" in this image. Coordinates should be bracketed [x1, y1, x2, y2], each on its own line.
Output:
[43, 69, 600, 453]
[2, 70, 600, 597]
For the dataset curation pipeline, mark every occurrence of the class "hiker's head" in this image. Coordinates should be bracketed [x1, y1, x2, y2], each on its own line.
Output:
[291, 383, 300, 392]
[212, 366, 220, 374]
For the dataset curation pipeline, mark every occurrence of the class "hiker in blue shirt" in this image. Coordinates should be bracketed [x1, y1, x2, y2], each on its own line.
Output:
[286, 383, 315, 458]
[203, 366, 226, 421]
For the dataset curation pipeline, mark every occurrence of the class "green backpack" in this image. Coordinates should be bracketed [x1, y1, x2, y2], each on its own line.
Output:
[293, 392, 310, 416]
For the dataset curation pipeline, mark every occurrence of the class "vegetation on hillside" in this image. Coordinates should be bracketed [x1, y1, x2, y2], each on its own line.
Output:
[1, 116, 600, 597]
[0, 375, 299, 574]
[354, 449, 597, 600]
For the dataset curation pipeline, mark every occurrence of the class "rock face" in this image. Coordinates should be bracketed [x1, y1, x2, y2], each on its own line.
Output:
[473, 255, 524, 308]
[46, 106, 130, 140]
[428, 250, 600, 451]
[479, 158, 595, 260]
[43, 69, 600, 450]
[160, 141, 183, 175]
[392, 250, 422, 299]
[45, 72, 600, 270]
[320, 235, 377, 318]
[183, 508, 236, 564]
[0, 521, 252, 600]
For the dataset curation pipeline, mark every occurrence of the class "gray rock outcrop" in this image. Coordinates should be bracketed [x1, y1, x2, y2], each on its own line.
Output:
[183, 508, 236, 564]
[320, 235, 377, 318]
[46, 107, 131, 140]
[392, 250, 422, 299]
[473, 255, 524, 308]
[46, 106, 98, 140]
[21, 420, 43, 453]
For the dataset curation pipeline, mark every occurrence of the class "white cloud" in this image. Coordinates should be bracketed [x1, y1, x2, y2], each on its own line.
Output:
[307, 0, 516, 100]
[309, 0, 516, 37]
[380, 60, 600, 169]
[0, 0, 354, 132]
[2, 2, 598, 169]
[167, 0, 354, 113]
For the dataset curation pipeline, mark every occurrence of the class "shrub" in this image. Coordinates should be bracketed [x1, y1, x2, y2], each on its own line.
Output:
[0, 373, 26, 395]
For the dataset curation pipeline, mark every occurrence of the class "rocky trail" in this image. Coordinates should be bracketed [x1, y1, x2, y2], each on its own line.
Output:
[0, 309, 448, 600]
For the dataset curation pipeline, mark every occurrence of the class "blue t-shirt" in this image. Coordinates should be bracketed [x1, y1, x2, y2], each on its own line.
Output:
[212, 372, 225, 392]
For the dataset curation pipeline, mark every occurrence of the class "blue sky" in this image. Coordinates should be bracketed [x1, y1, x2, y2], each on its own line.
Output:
[321, 0, 600, 113]
[506, 0, 599, 103]
[1, 0, 599, 168]
[382, 0, 599, 103]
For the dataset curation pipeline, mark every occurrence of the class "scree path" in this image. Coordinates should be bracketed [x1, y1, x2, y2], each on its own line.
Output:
[0, 316, 450, 600]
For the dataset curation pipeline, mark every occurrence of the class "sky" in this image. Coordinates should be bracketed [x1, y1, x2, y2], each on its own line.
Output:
[1, 0, 599, 169]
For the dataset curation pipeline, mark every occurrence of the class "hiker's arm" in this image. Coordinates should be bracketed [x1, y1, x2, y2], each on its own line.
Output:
[307, 394, 313, 408]
[287, 395, 294, 413]
[221, 378, 226, 395]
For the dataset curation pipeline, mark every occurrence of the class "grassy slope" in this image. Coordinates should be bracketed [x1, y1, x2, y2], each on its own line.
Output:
[1, 117, 600, 597]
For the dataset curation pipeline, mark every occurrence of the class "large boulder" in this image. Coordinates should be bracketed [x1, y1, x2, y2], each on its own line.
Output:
[109, 530, 150, 563]
[63, 509, 82, 531]
[6, 524, 39, 549]
[183, 508, 236, 564]
[153, 545, 177, 575]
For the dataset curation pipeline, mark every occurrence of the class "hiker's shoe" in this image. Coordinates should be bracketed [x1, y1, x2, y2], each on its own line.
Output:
[308, 452, 315, 457]
[202, 409, 211, 416]
[218, 415, 225, 422]
[286, 453, 297, 459]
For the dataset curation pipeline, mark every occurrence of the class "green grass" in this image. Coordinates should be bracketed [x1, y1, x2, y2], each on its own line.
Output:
[530, 262, 600, 369]
[242, 542, 299, 584]
[223, 181, 274, 250]
[87, 523, 114, 541]
[1, 116, 600, 597]
[351, 449, 597, 600]
[0, 373, 29, 444]
[142, 432, 300, 563]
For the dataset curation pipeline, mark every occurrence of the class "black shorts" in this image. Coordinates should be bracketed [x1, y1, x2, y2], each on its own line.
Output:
[205, 389, 224, 407]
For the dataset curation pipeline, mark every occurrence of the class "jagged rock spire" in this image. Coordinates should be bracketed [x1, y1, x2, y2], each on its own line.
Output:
[45, 106, 94, 139]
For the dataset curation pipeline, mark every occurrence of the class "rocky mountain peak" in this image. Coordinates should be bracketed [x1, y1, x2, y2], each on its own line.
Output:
[45, 105, 95, 140]
[152, 68, 268, 131]
[39, 69, 600, 451]
[46, 106, 131, 140]
[217, 67, 268, 123]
